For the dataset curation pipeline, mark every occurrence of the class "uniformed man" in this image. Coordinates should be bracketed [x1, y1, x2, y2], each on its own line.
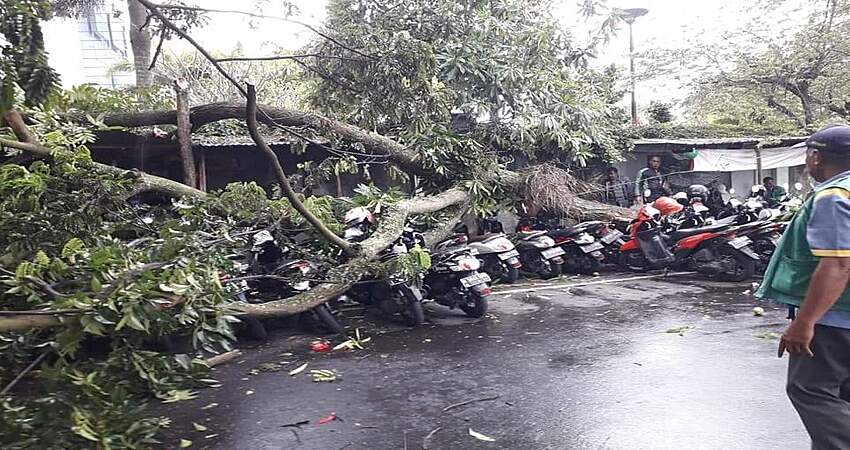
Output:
[756, 124, 850, 449]
[634, 155, 671, 204]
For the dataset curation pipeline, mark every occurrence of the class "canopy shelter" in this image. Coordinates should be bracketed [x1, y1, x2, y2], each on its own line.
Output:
[692, 144, 807, 172]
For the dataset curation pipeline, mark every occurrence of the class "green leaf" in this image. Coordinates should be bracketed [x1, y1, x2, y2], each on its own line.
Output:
[179, 439, 193, 448]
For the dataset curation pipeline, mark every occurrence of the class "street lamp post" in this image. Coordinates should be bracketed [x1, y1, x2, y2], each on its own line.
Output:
[618, 7, 649, 126]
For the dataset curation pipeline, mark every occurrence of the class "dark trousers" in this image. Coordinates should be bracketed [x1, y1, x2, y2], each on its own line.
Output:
[787, 324, 850, 450]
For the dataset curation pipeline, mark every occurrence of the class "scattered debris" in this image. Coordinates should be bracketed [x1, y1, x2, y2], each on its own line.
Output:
[310, 340, 332, 353]
[318, 413, 340, 424]
[245, 390, 255, 395]
[178, 439, 193, 448]
[204, 350, 242, 368]
[355, 423, 379, 429]
[192, 422, 208, 432]
[248, 362, 283, 375]
[752, 307, 765, 316]
[422, 427, 443, 450]
[469, 428, 496, 442]
[200, 402, 219, 410]
[281, 420, 310, 428]
[633, 362, 643, 366]
[334, 328, 372, 351]
[757, 332, 782, 340]
[289, 363, 308, 376]
[442, 395, 501, 413]
[310, 369, 339, 382]
[205, 434, 219, 439]
[665, 325, 694, 336]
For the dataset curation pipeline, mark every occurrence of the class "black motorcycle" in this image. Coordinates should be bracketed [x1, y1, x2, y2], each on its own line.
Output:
[425, 239, 492, 317]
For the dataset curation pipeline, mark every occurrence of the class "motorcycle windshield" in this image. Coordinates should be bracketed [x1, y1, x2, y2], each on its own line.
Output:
[635, 228, 675, 264]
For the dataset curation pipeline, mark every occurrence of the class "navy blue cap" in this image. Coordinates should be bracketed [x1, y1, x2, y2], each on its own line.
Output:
[806, 124, 850, 153]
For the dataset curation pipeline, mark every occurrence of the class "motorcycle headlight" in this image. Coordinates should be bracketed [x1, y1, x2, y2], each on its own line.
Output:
[574, 233, 594, 245]
[450, 257, 481, 272]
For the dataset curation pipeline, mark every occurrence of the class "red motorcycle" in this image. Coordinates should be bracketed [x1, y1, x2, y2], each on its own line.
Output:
[619, 199, 759, 281]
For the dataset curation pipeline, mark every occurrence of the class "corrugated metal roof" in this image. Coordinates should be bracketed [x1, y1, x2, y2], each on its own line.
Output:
[633, 137, 808, 146]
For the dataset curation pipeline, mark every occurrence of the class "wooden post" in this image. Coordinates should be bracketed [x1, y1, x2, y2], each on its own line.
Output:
[196, 147, 207, 192]
[174, 78, 197, 188]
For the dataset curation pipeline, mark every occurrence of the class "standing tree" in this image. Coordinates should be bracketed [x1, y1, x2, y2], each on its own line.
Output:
[127, 0, 152, 87]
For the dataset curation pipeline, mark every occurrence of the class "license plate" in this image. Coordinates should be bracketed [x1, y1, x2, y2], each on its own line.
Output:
[498, 249, 520, 260]
[541, 247, 565, 259]
[601, 230, 624, 244]
[728, 236, 752, 249]
[580, 242, 604, 253]
[460, 272, 491, 288]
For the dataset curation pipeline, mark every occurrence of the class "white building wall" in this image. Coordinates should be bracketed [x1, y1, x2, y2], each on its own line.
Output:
[43, 1, 134, 89]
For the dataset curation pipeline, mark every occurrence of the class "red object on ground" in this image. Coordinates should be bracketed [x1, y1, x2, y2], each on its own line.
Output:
[310, 341, 331, 352]
[318, 413, 337, 424]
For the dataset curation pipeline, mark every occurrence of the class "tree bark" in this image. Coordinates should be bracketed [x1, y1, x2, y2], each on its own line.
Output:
[128, 0, 153, 88]
[245, 84, 353, 253]
[0, 136, 206, 201]
[174, 78, 197, 187]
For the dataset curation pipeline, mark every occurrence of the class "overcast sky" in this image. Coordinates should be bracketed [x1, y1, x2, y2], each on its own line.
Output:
[46, 0, 813, 111]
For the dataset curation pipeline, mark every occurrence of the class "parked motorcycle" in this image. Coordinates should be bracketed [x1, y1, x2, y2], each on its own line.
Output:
[425, 236, 492, 317]
[341, 207, 427, 326]
[548, 224, 606, 274]
[619, 203, 759, 281]
[228, 230, 345, 339]
[465, 232, 522, 284]
[514, 230, 564, 279]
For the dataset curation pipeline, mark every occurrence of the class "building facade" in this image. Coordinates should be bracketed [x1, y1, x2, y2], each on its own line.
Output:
[43, 1, 135, 88]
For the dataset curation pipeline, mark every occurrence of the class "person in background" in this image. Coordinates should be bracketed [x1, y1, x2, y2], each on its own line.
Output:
[603, 167, 631, 207]
[756, 124, 850, 449]
[634, 155, 671, 204]
[762, 177, 787, 206]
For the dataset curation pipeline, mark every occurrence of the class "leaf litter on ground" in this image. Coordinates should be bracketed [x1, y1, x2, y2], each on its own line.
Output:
[665, 325, 694, 336]
[289, 362, 308, 376]
[469, 428, 496, 442]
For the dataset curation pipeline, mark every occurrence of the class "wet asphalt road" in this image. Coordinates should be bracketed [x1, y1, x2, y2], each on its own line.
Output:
[161, 272, 809, 450]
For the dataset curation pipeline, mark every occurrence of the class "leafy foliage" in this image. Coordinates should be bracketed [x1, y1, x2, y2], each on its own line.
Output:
[646, 102, 673, 124]
[305, 0, 630, 173]
[0, 0, 62, 111]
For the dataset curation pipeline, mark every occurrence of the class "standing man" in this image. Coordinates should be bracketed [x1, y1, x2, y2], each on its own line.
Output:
[762, 176, 787, 206]
[603, 167, 631, 207]
[634, 155, 671, 204]
[756, 124, 850, 449]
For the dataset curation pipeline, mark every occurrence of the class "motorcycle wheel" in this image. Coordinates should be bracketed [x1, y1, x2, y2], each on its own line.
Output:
[403, 297, 425, 327]
[717, 248, 756, 282]
[310, 304, 346, 336]
[537, 260, 562, 279]
[619, 250, 649, 272]
[460, 291, 488, 318]
[502, 265, 520, 284]
[241, 316, 268, 341]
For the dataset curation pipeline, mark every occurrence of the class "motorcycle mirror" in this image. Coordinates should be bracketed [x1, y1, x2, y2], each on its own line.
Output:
[751, 185, 761, 193]
[644, 189, 652, 198]
[794, 182, 803, 191]
[729, 188, 736, 195]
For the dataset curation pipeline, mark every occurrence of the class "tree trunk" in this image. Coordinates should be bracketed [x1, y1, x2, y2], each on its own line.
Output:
[128, 0, 153, 88]
[174, 78, 197, 187]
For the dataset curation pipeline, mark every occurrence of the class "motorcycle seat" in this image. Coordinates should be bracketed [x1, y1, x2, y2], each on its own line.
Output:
[516, 230, 547, 240]
[469, 233, 506, 243]
[547, 226, 586, 238]
[668, 224, 729, 241]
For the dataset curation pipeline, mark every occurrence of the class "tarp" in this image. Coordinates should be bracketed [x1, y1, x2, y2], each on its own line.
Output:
[692, 146, 806, 172]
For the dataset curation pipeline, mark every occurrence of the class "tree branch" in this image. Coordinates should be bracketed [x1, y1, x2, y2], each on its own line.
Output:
[246, 84, 353, 253]
[0, 136, 206, 200]
[153, 3, 377, 60]
[136, 0, 247, 97]
[216, 54, 367, 63]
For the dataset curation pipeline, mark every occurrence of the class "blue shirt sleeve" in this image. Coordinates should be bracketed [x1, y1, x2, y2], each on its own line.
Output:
[806, 188, 850, 257]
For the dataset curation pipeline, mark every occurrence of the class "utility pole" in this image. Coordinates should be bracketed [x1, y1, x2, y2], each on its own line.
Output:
[617, 8, 649, 126]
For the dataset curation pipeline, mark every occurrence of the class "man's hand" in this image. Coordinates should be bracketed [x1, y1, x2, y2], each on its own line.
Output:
[778, 319, 815, 357]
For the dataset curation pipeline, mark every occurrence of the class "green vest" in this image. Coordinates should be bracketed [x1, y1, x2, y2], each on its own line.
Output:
[756, 174, 850, 311]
